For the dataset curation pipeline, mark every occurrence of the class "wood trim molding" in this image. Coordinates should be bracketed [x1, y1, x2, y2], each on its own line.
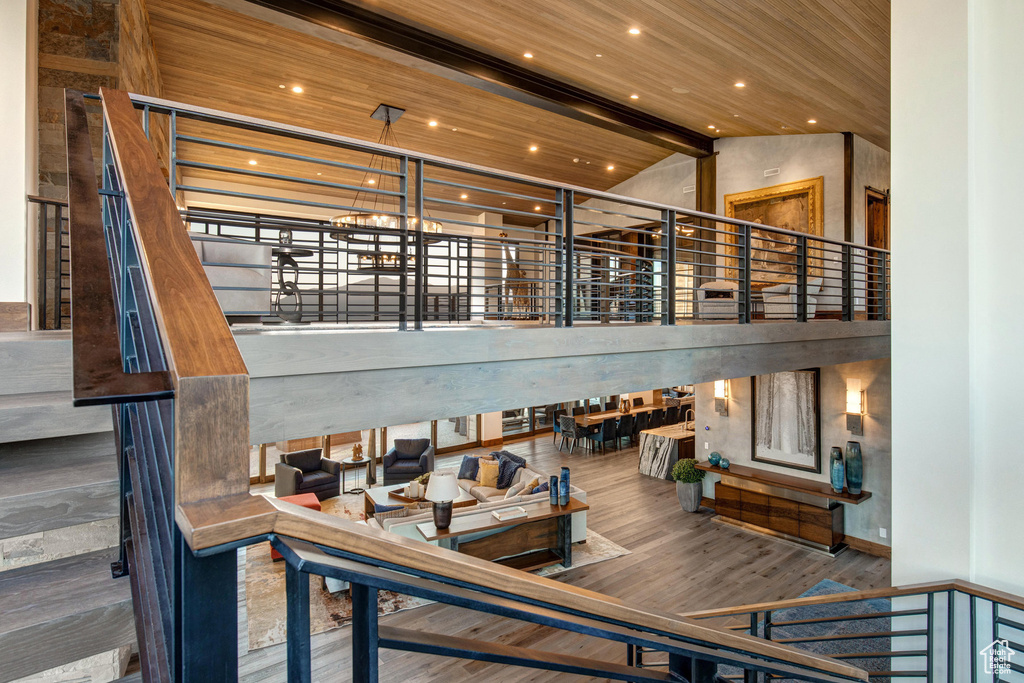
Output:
[481, 437, 503, 448]
[843, 535, 891, 559]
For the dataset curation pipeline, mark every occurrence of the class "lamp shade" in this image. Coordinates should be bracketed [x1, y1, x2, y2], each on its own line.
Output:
[424, 470, 459, 502]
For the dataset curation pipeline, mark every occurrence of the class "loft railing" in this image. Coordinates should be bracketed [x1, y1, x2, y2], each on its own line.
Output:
[28, 195, 71, 329]
[108, 91, 889, 329]
[677, 579, 1024, 682]
[68, 85, 871, 682]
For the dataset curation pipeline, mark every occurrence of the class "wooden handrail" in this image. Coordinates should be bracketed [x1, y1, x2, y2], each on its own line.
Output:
[176, 495, 868, 681]
[683, 578, 1024, 620]
[100, 87, 251, 506]
[65, 89, 175, 406]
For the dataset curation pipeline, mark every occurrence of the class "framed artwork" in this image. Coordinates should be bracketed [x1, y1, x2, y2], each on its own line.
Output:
[751, 369, 821, 472]
[722, 177, 825, 283]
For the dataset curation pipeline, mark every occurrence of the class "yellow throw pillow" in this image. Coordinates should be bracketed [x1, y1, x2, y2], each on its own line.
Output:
[475, 455, 496, 482]
[478, 458, 500, 488]
[523, 477, 540, 493]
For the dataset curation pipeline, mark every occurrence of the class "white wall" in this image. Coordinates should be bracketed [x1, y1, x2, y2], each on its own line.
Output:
[892, 0, 1024, 595]
[0, 1, 33, 302]
[715, 134, 845, 241]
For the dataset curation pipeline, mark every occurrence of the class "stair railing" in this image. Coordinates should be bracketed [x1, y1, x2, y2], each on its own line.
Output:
[68, 86, 870, 683]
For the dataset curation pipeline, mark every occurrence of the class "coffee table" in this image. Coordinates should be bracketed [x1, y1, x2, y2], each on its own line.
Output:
[363, 482, 477, 518]
[416, 497, 589, 571]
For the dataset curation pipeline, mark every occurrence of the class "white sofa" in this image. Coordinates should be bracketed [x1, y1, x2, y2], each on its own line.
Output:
[366, 464, 587, 545]
[762, 276, 823, 319]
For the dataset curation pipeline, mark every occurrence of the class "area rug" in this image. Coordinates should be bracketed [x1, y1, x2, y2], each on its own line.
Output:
[245, 494, 630, 651]
[719, 579, 892, 678]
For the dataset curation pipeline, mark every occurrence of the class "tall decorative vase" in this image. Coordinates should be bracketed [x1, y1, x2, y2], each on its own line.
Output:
[845, 441, 863, 495]
[829, 447, 845, 494]
[549, 476, 559, 506]
[559, 467, 570, 506]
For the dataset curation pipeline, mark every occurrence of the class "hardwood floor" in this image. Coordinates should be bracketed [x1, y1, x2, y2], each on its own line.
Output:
[241, 434, 890, 681]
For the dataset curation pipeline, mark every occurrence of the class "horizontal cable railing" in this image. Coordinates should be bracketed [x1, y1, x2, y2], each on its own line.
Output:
[69, 86, 873, 683]
[28, 195, 71, 330]
[99, 91, 889, 330]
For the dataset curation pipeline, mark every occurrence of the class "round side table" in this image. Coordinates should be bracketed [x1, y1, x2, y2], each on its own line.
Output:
[340, 457, 370, 494]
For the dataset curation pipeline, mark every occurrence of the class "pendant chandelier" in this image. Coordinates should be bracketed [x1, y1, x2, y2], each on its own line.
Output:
[329, 104, 441, 272]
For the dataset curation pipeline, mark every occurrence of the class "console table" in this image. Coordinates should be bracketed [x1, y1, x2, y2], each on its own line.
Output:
[695, 461, 871, 555]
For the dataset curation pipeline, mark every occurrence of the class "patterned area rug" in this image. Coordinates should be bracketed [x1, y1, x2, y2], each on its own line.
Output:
[245, 494, 630, 651]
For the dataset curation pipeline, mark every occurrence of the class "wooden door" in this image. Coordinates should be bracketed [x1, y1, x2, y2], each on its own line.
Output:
[866, 188, 889, 319]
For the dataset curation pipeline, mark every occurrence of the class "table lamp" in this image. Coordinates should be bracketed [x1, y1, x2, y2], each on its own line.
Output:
[424, 470, 459, 529]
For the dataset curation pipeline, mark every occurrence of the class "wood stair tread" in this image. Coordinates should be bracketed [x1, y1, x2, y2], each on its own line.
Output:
[0, 391, 112, 444]
[0, 432, 116, 499]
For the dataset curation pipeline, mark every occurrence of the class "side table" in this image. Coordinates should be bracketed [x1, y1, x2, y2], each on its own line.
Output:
[340, 457, 370, 494]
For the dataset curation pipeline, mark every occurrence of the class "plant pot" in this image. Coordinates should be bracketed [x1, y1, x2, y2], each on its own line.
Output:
[676, 480, 703, 513]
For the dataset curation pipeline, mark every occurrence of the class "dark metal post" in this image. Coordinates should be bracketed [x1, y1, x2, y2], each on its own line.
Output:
[398, 156, 409, 331]
[969, 594, 977, 683]
[765, 610, 773, 641]
[553, 189, 564, 327]
[947, 590, 955, 682]
[625, 643, 634, 667]
[414, 159, 425, 330]
[286, 561, 312, 683]
[351, 582, 379, 682]
[796, 235, 808, 322]
[168, 111, 177, 199]
[35, 203, 48, 329]
[564, 189, 574, 327]
[669, 654, 715, 683]
[110, 405, 130, 578]
[881, 251, 889, 320]
[177, 535, 238, 682]
[741, 224, 752, 324]
[664, 210, 676, 325]
[841, 243, 853, 321]
[926, 592, 934, 681]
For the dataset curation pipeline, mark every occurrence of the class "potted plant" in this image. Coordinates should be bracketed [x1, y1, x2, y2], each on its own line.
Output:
[671, 459, 705, 513]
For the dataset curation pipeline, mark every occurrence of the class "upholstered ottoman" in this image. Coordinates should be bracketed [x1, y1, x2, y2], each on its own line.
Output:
[271, 493, 321, 561]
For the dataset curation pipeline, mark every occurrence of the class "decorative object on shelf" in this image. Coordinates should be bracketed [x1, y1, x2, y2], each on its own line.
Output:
[497, 231, 531, 315]
[845, 441, 863, 495]
[328, 104, 442, 274]
[829, 447, 845, 494]
[751, 369, 821, 473]
[708, 451, 722, 467]
[619, 397, 632, 414]
[549, 475, 559, 506]
[714, 380, 730, 415]
[559, 467, 570, 506]
[269, 228, 314, 324]
[719, 457, 730, 469]
[671, 458, 705, 513]
[351, 443, 364, 462]
[846, 378, 866, 435]
[424, 470, 459, 529]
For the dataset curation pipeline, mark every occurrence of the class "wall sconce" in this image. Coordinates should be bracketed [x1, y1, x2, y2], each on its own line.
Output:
[714, 380, 729, 416]
[846, 378, 865, 435]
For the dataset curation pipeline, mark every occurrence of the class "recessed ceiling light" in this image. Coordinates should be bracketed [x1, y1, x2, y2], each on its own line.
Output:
[367, 179, 376, 185]
[291, 86, 303, 93]
[534, 205, 542, 211]
[807, 119, 817, 124]
[460, 193, 469, 200]
[606, 165, 615, 171]
[529, 145, 538, 152]
[248, 159, 257, 165]
[451, 127, 458, 131]
[316, 172, 322, 176]
[428, 120, 438, 127]
[781, 125, 788, 129]
[733, 114, 740, 117]
[734, 82, 745, 88]
[278, 84, 285, 89]
[523, 52, 533, 59]
[630, 94, 639, 100]
[628, 27, 641, 35]
[595, 53, 603, 57]
[707, 125, 715, 129]
[671, 87, 690, 94]
[572, 158, 580, 163]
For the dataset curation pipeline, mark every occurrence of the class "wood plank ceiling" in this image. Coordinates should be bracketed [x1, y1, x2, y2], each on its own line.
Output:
[145, 0, 675, 195]
[359, 0, 891, 149]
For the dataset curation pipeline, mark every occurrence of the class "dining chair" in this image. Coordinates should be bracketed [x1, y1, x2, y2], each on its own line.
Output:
[552, 409, 566, 443]
[587, 402, 601, 413]
[572, 406, 586, 416]
[604, 401, 617, 411]
[587, 418, 618, 454]
[665, 406, 680, 425]
[616, 413, 634, 448]
[558, 414, 587, 454]
[633, 411, 649, 441]
[649, 408, 666, 429]
[632, 397, 644, 407]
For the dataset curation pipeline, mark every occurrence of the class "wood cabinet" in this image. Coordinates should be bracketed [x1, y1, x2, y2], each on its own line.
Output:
[714, 481, 845, 553]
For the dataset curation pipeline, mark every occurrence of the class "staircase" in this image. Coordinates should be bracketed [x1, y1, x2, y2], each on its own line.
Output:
[0, 331, 135, 682]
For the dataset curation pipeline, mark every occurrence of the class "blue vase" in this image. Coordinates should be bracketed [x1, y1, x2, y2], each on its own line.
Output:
[709, 452, 721, 467]
[845, 441, 863, 495]
[559, 467, 570, 506]
[549, 476, 558, 505]
[830, 447, 845, 494]
[719, 457, 730, 470]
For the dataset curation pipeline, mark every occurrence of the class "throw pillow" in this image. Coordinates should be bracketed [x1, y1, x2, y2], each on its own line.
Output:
[494, 451, 527, 489]
[522, 476, 540, 493]
[504, 481, 526, 499]
[478, 458, 500, 488]
[457, 455, 480, 481]
[373, 503, 407, 521]
[475, 455, 496, 481]
[531, 482, 549, 495]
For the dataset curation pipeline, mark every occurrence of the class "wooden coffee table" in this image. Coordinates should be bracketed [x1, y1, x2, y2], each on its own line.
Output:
[416, 497, 589, 571]
[363, 483, 477, 518]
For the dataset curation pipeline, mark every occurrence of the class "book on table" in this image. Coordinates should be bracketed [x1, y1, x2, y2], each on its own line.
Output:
[491, 506, 527, 522]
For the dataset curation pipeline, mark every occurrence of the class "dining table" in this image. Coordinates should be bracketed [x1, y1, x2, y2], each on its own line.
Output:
[573, 403, 664, 427]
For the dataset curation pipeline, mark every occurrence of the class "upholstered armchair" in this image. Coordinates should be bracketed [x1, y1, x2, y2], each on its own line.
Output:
[383, 438, 435, 485]
[274, 448, 341, 500]
[762, 277, 823, 319]
[696, 281, 739, 319]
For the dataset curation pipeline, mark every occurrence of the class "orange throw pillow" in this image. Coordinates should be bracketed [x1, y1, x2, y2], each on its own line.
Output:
[478, 458, 500, 488]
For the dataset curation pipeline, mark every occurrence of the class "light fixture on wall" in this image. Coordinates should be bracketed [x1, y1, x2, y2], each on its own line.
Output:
[846, 378, 865, 435]
[714, 380, 729, 416]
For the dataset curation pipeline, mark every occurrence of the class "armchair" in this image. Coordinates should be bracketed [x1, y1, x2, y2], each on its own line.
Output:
[762, 277, 823, 319]
[383, 438, 435, 485]
[274, 448, 341, 500]
[696, 281, 739, 319]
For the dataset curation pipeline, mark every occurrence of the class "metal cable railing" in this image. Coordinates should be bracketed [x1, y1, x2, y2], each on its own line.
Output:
[28, 195, 71, 329]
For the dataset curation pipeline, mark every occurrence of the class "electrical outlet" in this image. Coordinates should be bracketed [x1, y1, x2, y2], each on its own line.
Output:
[704, 442, 709, 450]
[879, 528, 887, 539]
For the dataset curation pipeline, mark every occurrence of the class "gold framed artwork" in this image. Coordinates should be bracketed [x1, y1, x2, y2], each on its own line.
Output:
[722, 177, 825, 283]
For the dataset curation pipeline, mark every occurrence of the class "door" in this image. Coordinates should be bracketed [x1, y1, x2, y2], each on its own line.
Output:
[866, 188, 890, 320]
